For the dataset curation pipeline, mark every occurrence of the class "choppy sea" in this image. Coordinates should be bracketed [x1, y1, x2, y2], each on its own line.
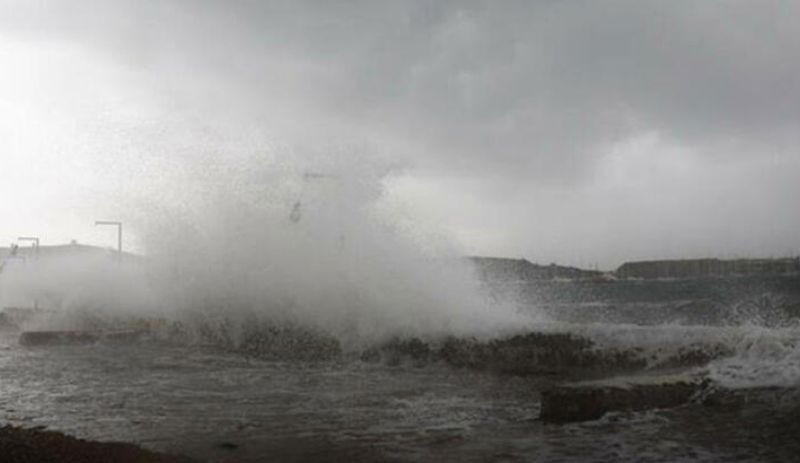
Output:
[2, 275, 799, 462]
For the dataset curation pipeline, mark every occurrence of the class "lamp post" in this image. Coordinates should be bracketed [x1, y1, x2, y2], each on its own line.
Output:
[95, 220, 122, 263]
[17, 236, 39, 260]
[17, 236, 40, 309]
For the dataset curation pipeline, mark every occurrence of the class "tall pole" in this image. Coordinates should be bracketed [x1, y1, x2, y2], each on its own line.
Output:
[17, 236, 40, 309]
[17, 236, 39, 260]
[95, 220, 123, 263]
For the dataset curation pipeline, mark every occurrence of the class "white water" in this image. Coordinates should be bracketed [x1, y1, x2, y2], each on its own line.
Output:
[706, 324, 800, 388]
[1, 152, 529, 348]
[2, 151, 799, 389]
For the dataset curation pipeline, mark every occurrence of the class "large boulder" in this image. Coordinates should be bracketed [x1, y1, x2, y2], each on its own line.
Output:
[0, 424, 195, 463]
[540, 373, 705, 423]
[18, 331, 100, 346]
[365, 331, 731, 380]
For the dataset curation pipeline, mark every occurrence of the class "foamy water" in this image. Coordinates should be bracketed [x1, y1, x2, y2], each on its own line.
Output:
[2, 154, 531, 350]
[706, 325, 800, 388]
[4, 333, 797, 462]
[2, 152, 799, 461]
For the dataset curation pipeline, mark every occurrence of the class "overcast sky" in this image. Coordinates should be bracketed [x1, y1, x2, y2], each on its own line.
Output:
[1, 0, 798, 268]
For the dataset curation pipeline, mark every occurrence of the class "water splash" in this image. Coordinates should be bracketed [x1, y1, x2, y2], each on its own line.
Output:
[706, 324, 800, 388]
[2, 151, 528, 349]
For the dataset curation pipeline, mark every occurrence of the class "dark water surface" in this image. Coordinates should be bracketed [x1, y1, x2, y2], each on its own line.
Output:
[1, 337, 799, 462]
[2, 275, 799, 461]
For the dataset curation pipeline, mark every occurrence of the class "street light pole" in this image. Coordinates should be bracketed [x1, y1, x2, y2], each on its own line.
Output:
[95, 220, 123, 263]
[17, 236, 40, 309]
[17, 236, 39, 260]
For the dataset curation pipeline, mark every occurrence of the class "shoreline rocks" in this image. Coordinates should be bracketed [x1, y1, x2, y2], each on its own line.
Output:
[0, 424, 195, 463]
[18, 330, 148, 347]
[540, 373, 705, 423]
[364, 332, 732, 380]
[18, 331, 100, 346]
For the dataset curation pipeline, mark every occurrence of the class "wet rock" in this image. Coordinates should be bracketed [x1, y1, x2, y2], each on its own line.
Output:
[18, 331, 100, 346]
[654, 343, 732, 370]
[784, 301, 800, 319]
[235, 324, 342, 361]
[695, 384, 800, 409]
[0, 424, 195, 462]
[438, 332, 643, 377]
[540, 374, 704, 423]
[100, 330, 148, 344]
[124, 318, 343, 361]
[0, 312, 18, 330]
[366, 331, 733, 380]
[360, 337, 432, 366]
[17, 330, 149, 347]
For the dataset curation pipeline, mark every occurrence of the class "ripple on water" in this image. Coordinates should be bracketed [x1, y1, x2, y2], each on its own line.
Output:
[1, 339, 798, 461]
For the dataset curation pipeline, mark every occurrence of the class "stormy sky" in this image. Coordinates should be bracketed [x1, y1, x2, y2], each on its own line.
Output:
[1, 1, 798, 268]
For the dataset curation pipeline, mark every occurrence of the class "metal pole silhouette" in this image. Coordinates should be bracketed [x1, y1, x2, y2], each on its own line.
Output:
[17, 236, 39, 260]
[95, 221, 123, 263]
[17, 236, 40, 308]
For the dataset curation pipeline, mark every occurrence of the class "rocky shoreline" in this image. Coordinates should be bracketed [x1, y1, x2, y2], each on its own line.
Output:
[0, 424, 195, 463]
[362, 331, 731, 379]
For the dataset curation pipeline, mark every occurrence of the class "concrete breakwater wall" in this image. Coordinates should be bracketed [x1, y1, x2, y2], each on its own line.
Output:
[539, 375, 800, 423]
[11, 319, 746, 425]
[361, 332, 732, 379]
[18, 329, 147, 346]
[13, 317, 734, 378]
[540, 374, 705, 423]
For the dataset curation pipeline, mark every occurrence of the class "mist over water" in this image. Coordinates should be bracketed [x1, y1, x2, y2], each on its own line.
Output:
[2, 151, 800, 463]
[141, 154, 530, 348]
[2, 150, 799, 392]
[0, 252, 154, 326]
[3, 151, 529, 349]
[2, 4, 800, 461]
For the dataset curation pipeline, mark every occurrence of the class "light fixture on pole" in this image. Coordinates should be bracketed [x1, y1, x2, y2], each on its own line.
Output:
[95, 220, 123, 263]
[17, 236, 40, 309]
[17, 236, 40, 260]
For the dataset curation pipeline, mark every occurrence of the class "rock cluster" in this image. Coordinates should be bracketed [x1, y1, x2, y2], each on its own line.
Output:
[363, 332, 730, 379]
[540, 377, 704, 423]
[0, 425, 194, 463]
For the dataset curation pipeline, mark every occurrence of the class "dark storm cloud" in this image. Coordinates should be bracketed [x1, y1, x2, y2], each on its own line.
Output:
[5, 0, 798, 179]
[1, 0, 798, 265]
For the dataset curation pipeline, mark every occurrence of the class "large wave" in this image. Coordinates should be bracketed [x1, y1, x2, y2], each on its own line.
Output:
[1, 152, 528, 349]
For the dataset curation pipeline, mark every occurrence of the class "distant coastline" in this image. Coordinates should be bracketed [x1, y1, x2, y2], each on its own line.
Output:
[2, 243, 797, 282]
[469, 256, 800, 281]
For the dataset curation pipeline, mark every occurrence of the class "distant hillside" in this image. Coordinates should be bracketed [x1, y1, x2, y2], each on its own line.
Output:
[616, 257, 800, 279]
[0, 243, 139, 264]
[469, 257, 602, 282]
[469, 256, 800, 282]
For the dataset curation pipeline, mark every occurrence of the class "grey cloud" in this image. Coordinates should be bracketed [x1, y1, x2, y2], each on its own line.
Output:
[5, 1, 798, 176]
[1, 0, 798, 264]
